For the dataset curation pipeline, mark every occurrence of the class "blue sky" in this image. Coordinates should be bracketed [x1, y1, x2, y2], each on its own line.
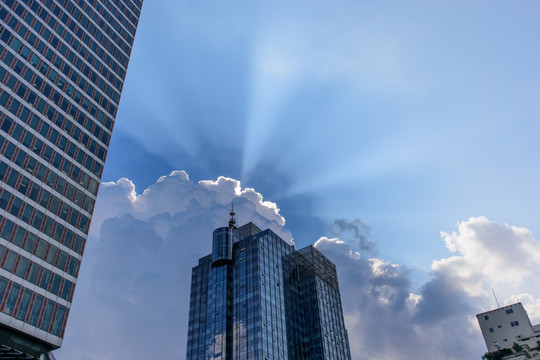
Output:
[56, 1, 540, 359]
[105, 0, 540, 271]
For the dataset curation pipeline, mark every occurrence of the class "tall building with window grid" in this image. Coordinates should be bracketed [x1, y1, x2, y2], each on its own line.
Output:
[186, 218, 352, 360]
[0, 0, 142, 357]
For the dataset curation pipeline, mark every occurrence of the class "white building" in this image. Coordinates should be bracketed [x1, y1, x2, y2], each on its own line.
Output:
[477, 303, 540, 357]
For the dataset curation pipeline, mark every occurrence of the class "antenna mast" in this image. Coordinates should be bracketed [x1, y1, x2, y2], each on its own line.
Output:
[492, 288, 501, 308]
[228, 203, 237, 229]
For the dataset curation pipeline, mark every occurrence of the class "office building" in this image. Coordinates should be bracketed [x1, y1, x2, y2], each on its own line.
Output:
[0, 0, 142, 356]
[477, 302, 540, 357]
[186, 213, 352, 360]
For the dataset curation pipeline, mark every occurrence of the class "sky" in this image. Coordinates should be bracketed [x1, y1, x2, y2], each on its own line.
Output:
[55, 1, 540, 359]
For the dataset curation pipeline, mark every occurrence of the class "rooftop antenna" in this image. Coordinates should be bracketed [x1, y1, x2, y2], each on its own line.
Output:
[492, 288, 501, 308]
[228, 202, 237, 229]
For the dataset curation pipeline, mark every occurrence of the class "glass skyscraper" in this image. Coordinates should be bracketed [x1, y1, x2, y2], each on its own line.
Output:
[0, 0, 142, 357]
[186, 216, 352, 360]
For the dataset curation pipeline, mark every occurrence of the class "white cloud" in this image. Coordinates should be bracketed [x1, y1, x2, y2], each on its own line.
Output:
[91, 171, 291, 242]
[56, 180, 540, 360]
[508, 293, 540, 324]
[369, 258, 400, 278]
[435, 216, 540, 298]
[55, 171, 291, 360]
[314, 217, 540, 359]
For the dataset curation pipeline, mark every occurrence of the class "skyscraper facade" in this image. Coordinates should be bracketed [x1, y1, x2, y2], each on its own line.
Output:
[186, 218, 351, 360]
[0, 0, 142, 356]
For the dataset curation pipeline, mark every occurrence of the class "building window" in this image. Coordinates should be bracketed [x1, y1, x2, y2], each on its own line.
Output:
[485, 315, 490, 320]
[511, 321, 519, 327]
[506, 309, 514, 314]
[489, 328, 494, 333]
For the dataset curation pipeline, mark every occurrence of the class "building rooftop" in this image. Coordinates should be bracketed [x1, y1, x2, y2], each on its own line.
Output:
[237, 222, 262, 238]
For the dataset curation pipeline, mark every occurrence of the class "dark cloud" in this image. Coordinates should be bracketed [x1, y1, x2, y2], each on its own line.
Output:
[61, 204, 212, 359]
[313, 216, 540, 359]
[243, 161, 326, 248]
[56, 172, 291, 360]
[315, 237, 485, 360]
[326, 218, 376, 255]
[414, 272, 474, 324]
[55, 172, 540, 360]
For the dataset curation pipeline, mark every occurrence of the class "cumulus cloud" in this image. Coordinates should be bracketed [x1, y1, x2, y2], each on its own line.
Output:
[315, 217, 540, 360]
[326, 218, 375, 255]
[435, 216, 540, 297]
[55, 171, 291, 360]
[55, 175, 540, 360]
[91, 170, 291, 242]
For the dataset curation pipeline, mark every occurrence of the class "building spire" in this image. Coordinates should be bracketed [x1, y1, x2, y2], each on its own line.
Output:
[229, 203, 237, 229]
